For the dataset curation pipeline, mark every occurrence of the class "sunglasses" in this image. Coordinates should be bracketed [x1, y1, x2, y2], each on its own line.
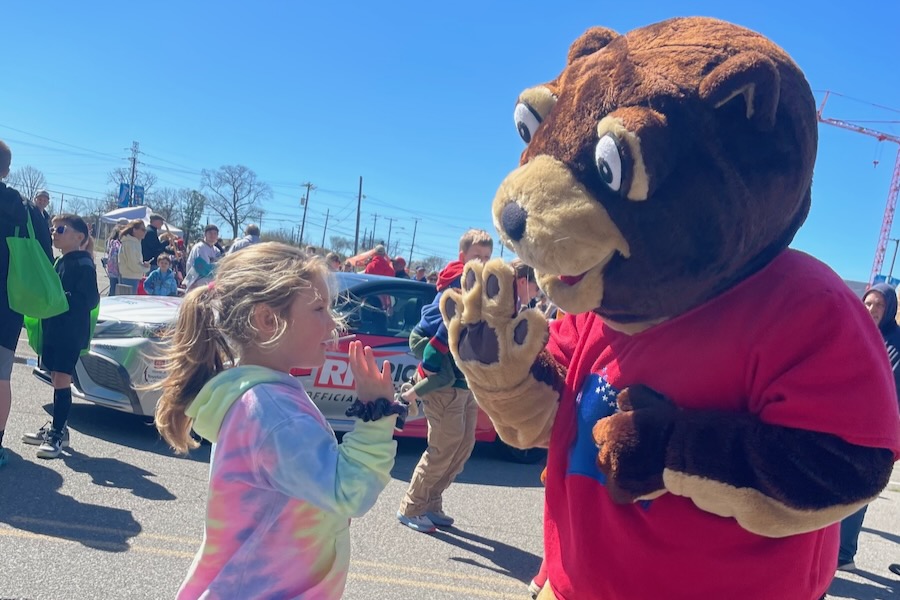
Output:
[52, 225, 68, 234]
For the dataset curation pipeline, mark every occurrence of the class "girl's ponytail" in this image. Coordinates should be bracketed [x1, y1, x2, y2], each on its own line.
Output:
[155, 284, 234, 453]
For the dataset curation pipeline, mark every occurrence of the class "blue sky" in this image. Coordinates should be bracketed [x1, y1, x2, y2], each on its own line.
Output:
[3, 1, 899, 282]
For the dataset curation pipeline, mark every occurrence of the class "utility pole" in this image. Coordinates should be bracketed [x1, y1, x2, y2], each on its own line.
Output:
[320, 208, 330, 248]
[408, 218, 421, 264]
[128, 141, 140, 206]
[371, 213, 379, 247]
[299, 182, 315, 246]
[59, 193, 65, 215]
[353, 176, 363, 255]
[384, 216, 397, 251]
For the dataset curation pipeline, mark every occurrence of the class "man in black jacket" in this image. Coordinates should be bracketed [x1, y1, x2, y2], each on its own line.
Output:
[141, 213, 169, 269]
[0, 140, 54, 467]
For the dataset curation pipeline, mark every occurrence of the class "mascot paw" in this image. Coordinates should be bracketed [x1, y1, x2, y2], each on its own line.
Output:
[593, 385, 677, 503]
[440, 259, 549, 390]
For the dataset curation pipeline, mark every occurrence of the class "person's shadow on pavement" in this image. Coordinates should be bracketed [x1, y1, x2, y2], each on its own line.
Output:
[432, 526, 542, 584]
[827, 568, 898, 600]
[0, 448, 142, 551]
[61, 448, 176, 501]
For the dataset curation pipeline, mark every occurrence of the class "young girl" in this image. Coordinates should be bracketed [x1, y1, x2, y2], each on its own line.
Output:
[22, 214, 99, 458]
[155, 242, 403, 600]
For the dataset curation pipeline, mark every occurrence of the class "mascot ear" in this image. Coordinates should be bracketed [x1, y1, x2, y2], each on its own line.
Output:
[567, 27, 620, 64]
[699, 51, 780, 130]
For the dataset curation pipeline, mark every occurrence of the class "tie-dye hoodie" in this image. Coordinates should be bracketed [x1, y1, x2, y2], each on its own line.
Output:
[177, 366, 397, 600]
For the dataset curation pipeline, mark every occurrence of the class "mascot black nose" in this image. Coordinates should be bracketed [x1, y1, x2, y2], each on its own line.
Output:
[501, 202, 528, 242]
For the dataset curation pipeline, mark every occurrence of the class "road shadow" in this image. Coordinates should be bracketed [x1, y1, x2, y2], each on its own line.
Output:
[431, 526, 542, 584]
[42, 402, 210, 463]
[862, 525, 900, 545]
[0, 448, 141, 551]
[61, 448, 177, 501]
[828, 568, 898, 599]
[389, 438, 544, 488]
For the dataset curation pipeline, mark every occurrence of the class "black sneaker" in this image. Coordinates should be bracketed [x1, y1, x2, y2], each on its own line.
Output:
[22, 422, 69, 448]
[36, 430, 65, 459]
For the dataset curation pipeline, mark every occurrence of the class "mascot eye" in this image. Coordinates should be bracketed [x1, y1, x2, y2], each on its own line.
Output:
[594, 133, 626, 193]
[514, 102, 542, 144]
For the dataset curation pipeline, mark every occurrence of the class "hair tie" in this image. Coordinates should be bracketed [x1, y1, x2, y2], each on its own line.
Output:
[207, 281, 216, 291]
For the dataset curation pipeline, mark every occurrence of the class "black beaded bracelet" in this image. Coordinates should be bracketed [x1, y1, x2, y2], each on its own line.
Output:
[345, 397, 409, 428]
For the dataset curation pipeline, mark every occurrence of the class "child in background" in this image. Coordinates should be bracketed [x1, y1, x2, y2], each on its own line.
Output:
[155, 242, 403, 600]
[143, 254, 178, 296]
[398, 229, 493, 408]
[22, 214, 99, 458]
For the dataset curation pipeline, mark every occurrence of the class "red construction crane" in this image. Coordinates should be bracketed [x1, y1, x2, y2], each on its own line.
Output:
[816, 91, 900, 284]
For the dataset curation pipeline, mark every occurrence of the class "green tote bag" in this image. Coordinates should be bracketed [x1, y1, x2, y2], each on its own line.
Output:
[6, 208, 68, 319]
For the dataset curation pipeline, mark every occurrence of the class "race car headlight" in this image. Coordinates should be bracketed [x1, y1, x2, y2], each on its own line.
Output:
[93, 321, 169, 340]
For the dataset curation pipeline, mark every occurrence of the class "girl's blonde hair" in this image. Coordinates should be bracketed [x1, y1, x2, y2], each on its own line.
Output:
[155, 242, 335, 453]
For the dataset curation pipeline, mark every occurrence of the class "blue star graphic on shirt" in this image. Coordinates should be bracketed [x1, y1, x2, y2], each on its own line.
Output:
[568, 372, 620, 484]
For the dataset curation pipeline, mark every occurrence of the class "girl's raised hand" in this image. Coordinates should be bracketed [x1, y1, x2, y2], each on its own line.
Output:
[348, 340, 395, 403]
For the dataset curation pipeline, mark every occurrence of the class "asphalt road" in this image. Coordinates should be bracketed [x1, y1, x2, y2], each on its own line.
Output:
[0, 255, 897, 599]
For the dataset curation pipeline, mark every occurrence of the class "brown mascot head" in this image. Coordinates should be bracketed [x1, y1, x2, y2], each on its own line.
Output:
[494, 17, 817, 327]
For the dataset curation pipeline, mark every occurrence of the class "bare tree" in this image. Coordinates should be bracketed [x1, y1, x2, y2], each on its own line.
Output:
[177, 189, 206, 247]
[107, 168, 158, 205]
[148, 187, 180, 222]
[329, 235, 354, 255]
[261, 227, 295, 245]
[201, 165, 272, 239]
[419, 255, 447, 274]
[7, 165, 47, 202]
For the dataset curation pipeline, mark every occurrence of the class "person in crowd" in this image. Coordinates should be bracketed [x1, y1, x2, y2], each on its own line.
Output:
[105, 219, 129, 296]
[426, 271, 438, 284]
[364, 244, 394, 277]
[837, 283, 900, 571]
[160, 233, 186, 285]
[183, 224, 222, 291]
[228, 223, 261, 254]
[305, 245, 317, 256]
[343, 260, 354, 273]
[33, 189, 52, 228]
[0, 140, 54, 467]
[396, 229, 493, 532]
[21, 214, 99, 459]
[393, 256, 409, 278]
[154, 243, 402, 599]
[117, 219, 150, 293]
[325, 252, 342, 271]
[142, 214, 171, 269]
[144, 254, 179, 297]
[511, 258, 540, 312]
[413, 265, 427, 282]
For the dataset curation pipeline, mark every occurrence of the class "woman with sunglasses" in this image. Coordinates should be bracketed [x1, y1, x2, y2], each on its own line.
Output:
[117, 219, 150, 293]
[22, 214, 99, 458]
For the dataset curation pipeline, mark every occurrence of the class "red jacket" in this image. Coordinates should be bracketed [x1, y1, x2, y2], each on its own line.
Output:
[364, 254, 394, 277]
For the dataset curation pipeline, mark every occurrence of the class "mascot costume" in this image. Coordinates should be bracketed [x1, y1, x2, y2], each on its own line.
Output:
[441, 17, 900, 600]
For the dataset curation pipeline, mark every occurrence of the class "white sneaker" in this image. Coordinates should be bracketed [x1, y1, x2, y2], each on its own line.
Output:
[36, 430, 65, 459]
[397, 511, 436, 533]
[22, 422, 69, 448]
